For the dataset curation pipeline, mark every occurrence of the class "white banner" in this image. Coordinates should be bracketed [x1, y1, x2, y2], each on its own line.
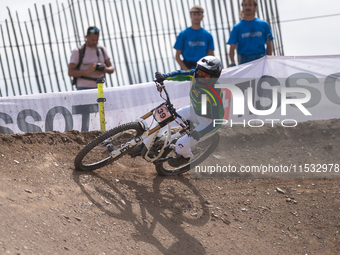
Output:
[0, 81, 190, 134]
[1, 55, 340, 134]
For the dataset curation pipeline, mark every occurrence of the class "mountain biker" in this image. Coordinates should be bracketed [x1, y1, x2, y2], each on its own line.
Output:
[129, 56, 224, 167]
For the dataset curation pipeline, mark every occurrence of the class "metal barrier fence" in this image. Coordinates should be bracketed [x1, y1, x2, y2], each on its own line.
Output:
[0, 0, 284, 97]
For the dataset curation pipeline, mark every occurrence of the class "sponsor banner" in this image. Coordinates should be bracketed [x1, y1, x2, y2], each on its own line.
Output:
[1, 55, 340, 134]
[0, 81, 190, 134]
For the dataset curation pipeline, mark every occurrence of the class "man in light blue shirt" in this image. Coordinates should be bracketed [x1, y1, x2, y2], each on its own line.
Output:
[174, 5, 215, 70]
[227, 0, 273, 66]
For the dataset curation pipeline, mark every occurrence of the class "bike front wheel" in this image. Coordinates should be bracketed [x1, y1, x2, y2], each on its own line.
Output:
[155, 133, 220, 176]
[74, 122, 144, 171]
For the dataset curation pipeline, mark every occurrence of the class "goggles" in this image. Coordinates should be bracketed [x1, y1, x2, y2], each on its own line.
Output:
[196, 69, 211, 78]
[88, 28, 100, 35]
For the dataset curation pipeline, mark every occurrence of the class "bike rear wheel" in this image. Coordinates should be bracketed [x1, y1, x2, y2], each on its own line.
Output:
[155, 133, 220, 176]
[74, 122, 144, 171]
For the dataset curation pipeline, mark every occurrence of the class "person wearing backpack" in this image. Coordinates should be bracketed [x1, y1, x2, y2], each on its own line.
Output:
[68, 26, 115, 90]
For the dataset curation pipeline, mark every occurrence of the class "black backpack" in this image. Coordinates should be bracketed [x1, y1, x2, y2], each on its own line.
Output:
[71, 44, 105, 86]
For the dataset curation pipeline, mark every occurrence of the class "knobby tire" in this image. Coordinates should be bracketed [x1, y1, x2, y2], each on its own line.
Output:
[74, 122, 143, 171]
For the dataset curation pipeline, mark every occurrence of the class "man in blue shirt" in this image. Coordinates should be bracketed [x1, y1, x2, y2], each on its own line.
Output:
[174, 5, 215, 70]
[227, 0, 273, 66]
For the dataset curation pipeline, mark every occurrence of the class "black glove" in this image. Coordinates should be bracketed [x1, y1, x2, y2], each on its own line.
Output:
[190, 130, 201, 141]
[155, 72, 165, 83]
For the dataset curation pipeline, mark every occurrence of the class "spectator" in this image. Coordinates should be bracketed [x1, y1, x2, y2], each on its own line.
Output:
[227, 0, 273, 66]
[174, 5, 214, 70]
[68, 26, 115, 90]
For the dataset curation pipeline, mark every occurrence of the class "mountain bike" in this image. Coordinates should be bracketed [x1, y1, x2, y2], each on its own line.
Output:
[74, 80, 220, 176]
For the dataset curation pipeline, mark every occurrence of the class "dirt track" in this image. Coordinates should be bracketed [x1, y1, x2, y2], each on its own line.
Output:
[1, 119, 340, 254]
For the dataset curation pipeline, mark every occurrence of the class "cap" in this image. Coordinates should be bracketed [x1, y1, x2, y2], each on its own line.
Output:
[190, 5, 204, 14]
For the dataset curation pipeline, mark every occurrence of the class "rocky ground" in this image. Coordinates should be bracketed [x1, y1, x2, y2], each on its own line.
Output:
[0, 119, 340, 254]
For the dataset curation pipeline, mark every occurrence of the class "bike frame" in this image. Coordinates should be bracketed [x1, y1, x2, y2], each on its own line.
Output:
[109, 81, 189, 163]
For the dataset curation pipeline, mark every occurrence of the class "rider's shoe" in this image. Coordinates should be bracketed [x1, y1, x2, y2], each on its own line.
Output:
[128, 143, 145, 157]
[168, 154, 190, 167]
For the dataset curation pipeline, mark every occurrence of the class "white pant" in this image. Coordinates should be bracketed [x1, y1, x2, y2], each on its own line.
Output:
[147, 105, 216, 158]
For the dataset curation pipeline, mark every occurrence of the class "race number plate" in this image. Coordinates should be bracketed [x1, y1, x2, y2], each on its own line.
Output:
[154, 105, 172, 123]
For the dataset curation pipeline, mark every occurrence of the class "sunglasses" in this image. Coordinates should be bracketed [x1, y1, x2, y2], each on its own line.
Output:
[196, 69, 211, 78]
[88, 28, 100, 35]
